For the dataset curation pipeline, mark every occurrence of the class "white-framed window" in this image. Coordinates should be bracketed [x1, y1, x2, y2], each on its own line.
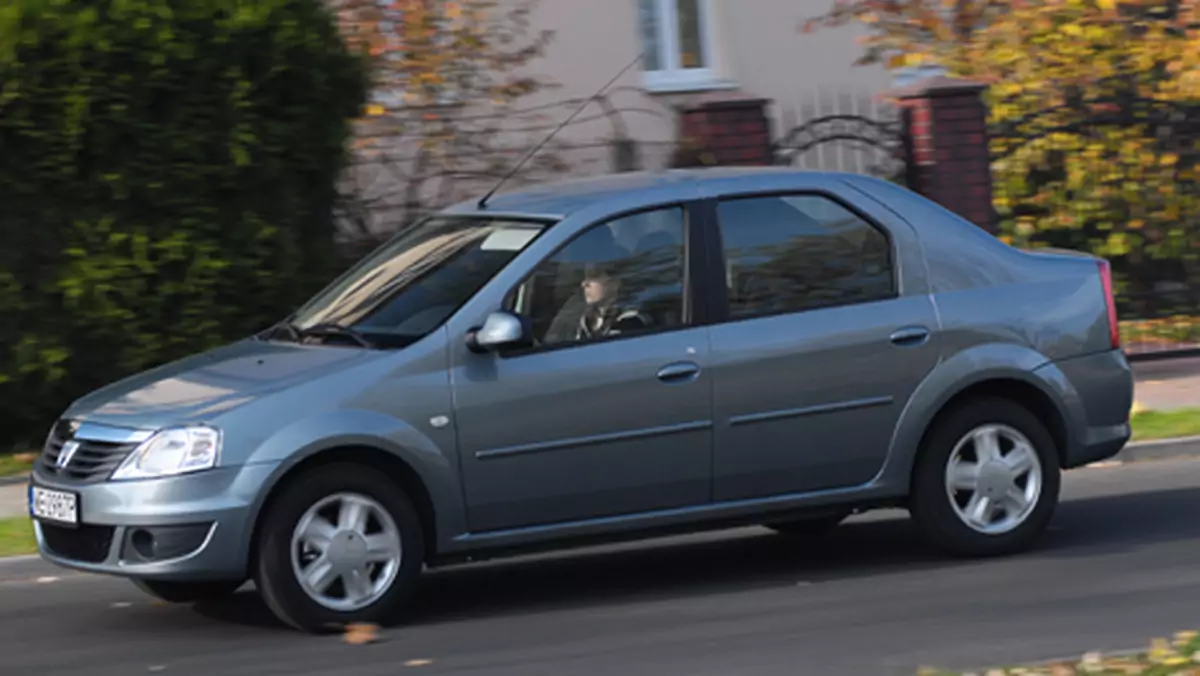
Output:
[637, 0, 724, 92]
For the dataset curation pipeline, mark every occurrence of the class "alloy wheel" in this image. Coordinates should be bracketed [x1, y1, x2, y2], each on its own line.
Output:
[943, 423, 1044, 535]
[289, 492, 404, 612]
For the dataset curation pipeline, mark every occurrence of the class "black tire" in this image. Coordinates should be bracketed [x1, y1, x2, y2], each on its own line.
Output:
[909, 396, 1061, 557]
[253, 463, 425, 633]
[132, 578, 244, 604]
[765, 511, 850, 537]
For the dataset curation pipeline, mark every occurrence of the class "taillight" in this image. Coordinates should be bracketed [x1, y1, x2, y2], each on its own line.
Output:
[1098, 259, 1120, 349]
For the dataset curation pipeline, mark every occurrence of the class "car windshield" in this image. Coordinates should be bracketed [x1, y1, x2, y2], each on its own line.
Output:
[277, 215, 552, 349]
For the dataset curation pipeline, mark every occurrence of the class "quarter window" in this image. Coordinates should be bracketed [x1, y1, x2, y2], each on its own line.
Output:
[508, 207, 688, 348]
[715, 194, 895, 319]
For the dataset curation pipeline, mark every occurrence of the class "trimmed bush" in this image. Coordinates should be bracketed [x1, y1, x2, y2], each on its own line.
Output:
[0, 0, 369, 449]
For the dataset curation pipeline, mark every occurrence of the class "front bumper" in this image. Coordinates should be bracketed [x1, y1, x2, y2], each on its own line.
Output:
[30, 462, 279, 581]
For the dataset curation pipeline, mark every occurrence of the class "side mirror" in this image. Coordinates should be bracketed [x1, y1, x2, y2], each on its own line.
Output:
[466, 311, 531, 353]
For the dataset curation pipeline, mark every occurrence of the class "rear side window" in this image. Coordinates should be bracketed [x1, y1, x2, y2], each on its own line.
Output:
[715, 194, 895, 319]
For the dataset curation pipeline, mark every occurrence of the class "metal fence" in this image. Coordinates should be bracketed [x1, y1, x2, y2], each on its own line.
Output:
[772, 88, 907, 181]
[336, 87, 680, 239]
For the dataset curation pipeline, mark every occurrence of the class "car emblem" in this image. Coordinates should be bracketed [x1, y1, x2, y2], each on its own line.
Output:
[56, 440, 81, 469]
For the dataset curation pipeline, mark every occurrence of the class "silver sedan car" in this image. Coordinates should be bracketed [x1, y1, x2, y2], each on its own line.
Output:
[28, 168, 1133, 632]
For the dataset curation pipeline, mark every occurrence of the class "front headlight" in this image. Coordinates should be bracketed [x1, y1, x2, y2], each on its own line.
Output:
[111, 426, 222, 481]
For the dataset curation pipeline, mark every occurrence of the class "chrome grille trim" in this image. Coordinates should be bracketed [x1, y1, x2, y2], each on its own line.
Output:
[38, 420, 151, 484]
[74, 422, 154, 445]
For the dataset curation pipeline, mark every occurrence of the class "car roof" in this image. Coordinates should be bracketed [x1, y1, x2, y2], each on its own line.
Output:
[440, 166, 860, 219]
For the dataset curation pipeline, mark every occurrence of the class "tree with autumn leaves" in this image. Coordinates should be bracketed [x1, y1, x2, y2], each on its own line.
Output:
[805, 0, 1200, 310]
[332, 0, 566, 239]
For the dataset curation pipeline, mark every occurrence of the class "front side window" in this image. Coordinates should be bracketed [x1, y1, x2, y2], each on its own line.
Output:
[506, 206, 688, 348]
[637, 0, 719, 91]
[282, 216, 550, 348]
[716, 194, 895, 319]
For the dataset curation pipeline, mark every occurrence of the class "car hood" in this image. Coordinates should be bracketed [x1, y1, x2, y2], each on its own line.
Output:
[64, 339, 383, 430]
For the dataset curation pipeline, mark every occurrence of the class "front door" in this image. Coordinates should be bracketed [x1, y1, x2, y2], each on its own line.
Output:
[451, 204, 715, 533]
[707, 191, 941, 501]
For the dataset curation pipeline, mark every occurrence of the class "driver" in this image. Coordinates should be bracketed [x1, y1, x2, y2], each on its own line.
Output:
[572, 263, 650, 341]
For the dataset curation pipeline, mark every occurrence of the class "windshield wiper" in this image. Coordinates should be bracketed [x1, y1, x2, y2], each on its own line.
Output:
[258, 319, 302, 343]
[298, 322, 375, 349]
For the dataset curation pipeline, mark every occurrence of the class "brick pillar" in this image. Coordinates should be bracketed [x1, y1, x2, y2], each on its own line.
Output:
[887, 76, 996, 233]
[673, 96, 774, 167]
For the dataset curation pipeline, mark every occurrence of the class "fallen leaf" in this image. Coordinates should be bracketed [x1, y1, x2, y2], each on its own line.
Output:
[344, 623, 380, 645]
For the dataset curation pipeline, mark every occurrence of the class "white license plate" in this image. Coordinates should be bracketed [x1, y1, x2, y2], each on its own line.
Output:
[29, 486, 79, 526]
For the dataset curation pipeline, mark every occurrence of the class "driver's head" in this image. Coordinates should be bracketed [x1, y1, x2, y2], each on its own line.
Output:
[581, 263, 618, 306]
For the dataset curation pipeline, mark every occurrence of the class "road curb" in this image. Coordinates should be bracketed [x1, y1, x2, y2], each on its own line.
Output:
[1109, 435, 1200, 465]
[0, 555, 40, 566]
[0, 474, 27, 488]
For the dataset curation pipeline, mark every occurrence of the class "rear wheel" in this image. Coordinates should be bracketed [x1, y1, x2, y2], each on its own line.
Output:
[909, 397, 1061, 557]
[253, 463, 425, 633]
[132, 579, 244, 604]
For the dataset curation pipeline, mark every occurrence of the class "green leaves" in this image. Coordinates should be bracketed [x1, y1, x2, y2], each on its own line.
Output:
[0, 0, 368, 450]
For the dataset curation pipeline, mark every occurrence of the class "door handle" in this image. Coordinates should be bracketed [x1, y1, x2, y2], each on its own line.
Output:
[889, 326, 930, 347]
[656, 361, 700, 383]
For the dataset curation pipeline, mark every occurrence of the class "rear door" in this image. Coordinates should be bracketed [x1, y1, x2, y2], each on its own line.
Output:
[705, 188, 941, 501]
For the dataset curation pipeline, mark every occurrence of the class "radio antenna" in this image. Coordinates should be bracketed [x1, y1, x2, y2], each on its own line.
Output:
[477, 49, 646, 209]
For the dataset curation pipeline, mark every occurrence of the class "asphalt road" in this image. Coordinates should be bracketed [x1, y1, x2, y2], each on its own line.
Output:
[3, 460, 1200, 676]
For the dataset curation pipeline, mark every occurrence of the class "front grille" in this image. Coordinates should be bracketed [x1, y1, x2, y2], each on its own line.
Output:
[41, 523, 115, 563]
[38, 420, 138, 484]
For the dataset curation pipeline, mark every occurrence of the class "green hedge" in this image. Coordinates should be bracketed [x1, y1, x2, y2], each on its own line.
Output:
[0, 0, 369, 449]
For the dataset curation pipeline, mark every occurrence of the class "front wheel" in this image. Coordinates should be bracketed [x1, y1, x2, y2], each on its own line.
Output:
[132, 579, 244, 604]
[253, 463, 425, 633]
[909, 397, 1061, 557]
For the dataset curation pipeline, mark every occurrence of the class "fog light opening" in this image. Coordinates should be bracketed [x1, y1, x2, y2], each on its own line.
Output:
[130, 529, 156, 559]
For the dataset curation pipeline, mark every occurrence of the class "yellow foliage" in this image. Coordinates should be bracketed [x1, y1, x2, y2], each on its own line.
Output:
[805, 0, 1200, 270]
[928, 628, 1200, 673]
